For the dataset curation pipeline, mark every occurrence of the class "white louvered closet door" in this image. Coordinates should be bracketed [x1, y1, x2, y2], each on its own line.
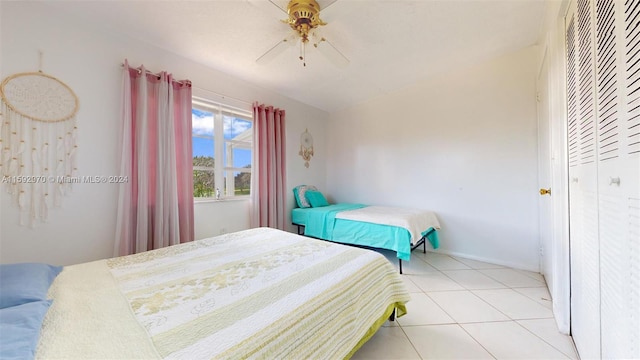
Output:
[597, 0, 640, 358]
[595, 0, 626, 357]
[567, 1, 601, 358]
[566, 0, 640, 358]
[612, 0, 640, 357]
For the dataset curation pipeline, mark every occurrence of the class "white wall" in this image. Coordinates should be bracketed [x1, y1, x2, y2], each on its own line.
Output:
[0, 2, 328, 266]
[326, 46, 541, 271]
[0, 2, 3, 248]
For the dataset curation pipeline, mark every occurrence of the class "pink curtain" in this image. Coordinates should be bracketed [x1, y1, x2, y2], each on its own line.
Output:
[115, 60, 194, 256]
[251, 103, 286, 229]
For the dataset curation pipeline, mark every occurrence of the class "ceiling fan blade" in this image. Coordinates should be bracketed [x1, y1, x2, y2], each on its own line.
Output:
[267, 0, 288, 15]
[318, 0, 339, 12]
[247, 0, 288, 20]
[319, 0, 362, 23]
[313, 36, 349, 68]
[256, 33, 298, 64]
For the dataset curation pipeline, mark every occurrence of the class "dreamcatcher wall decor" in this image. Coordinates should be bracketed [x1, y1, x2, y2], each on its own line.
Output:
[0, 69, 79, 226]
[299, 128, 314, 168]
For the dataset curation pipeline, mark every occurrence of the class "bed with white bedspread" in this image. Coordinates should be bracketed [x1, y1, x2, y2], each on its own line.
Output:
[36, 227, 409, 359]
[292, 204, 441, 273]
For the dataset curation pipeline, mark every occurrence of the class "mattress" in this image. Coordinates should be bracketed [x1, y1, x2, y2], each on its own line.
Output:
[292, 204, 441, 260]
[36, 227, 409, 359]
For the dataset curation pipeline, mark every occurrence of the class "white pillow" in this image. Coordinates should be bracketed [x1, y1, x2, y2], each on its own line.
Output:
[294, 185, 317, 208]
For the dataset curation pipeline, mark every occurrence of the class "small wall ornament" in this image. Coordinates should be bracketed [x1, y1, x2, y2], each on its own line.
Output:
[299, 128, 314, 168]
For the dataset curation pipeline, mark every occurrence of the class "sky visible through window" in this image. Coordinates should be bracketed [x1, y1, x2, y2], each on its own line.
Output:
[192, 108, 252, 168]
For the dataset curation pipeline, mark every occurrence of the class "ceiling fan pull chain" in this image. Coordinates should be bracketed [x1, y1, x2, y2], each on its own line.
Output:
[299, 40, 306, 67]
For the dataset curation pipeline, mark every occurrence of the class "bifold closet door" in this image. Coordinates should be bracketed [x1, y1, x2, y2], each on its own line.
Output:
[594, 0, 624, 356]
[566, 0, 640, 358]
[597, 0, 640, 358]
[566, 1, 601, 358]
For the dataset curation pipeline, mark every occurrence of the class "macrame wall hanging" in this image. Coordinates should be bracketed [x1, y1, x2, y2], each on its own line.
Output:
[0, 59, 79, 227]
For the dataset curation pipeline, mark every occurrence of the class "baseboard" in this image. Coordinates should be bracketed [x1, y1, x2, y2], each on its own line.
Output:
[429, 249, 540, 273]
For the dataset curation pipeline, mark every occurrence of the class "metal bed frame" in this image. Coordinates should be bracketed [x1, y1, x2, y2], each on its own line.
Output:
[293, 223, 434, 275]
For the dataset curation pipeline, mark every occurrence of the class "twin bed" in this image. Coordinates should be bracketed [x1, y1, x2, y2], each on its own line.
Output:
[291, 189, 441, 273]
[29, 227, 409, 359]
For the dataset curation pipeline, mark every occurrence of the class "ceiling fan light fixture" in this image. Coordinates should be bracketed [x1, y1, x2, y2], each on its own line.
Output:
[286, 0, 326, 42]
[256, 0, 349, 67]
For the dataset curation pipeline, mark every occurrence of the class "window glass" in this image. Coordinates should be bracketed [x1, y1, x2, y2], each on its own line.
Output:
[192, 101, 252, 200]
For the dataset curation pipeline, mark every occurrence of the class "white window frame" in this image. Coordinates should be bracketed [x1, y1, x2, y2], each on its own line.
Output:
[192, 96, 252, 201]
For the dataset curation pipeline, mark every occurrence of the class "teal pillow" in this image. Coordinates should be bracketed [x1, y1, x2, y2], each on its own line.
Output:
[0, 300, 52, 360]
[306, 190, 329, 207]
[0, 263, 62, 309]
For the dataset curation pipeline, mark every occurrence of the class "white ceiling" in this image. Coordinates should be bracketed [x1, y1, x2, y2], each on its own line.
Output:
[44, 0, 547, 113]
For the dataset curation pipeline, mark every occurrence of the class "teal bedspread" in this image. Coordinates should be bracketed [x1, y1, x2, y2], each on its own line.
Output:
[298, 204, 440, 261]
[303, 204, 367, 239]
[426, 229, 439, 249]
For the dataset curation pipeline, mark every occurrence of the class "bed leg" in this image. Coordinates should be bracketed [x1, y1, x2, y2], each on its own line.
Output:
[389, 308, 396, 322]
[399, 259, 403, 274]
[423, 237, 427, 253]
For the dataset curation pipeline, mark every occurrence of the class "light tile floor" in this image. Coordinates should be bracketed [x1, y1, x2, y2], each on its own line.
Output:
[352, 250, 578, 359]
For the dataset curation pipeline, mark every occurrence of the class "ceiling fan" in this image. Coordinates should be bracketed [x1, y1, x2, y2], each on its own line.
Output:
[254, 0, 350, 67]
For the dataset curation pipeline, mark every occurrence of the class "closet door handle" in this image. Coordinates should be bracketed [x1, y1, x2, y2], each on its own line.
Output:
[609, 177, 621, 186]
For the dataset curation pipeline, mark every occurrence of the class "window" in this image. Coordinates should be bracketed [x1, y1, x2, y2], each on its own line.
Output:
[192, 97, 252, 199]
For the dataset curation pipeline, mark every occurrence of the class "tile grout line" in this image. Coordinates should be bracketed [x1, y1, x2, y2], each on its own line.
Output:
[511, 286, 554, 309]
[455, 323, 499, 359]
[410, 269, 516, 326]
[415, 285, 459, 325]
[428, 265, 553, 326]
[513, 319, 575, 359]
[419, 255, 473, 271]
[409, 263, 516, 326]
[444, 257, 573, 358]
[514, 268, 547, 282]
[396, 325, 425, 360]
[435, 261, 566, 359]
[437, 270, 510, 291]
[468, 288, 555, 320]
[403, 265, 502, 359]
[424, 267, 517, 322]
[477, 269, 546, 289]
[375, 252, 574, 359]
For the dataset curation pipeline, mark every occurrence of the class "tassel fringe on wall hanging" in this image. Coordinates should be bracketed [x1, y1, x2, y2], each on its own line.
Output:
[0, 70, 79, 227]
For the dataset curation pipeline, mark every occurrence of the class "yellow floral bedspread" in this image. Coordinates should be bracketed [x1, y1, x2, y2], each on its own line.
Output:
[38, 227, 409, 359]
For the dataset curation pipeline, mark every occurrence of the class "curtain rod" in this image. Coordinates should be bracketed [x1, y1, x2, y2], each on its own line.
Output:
[120, 63, 190, 86]
[191, 86, 252, 107]
[119, 63, 252, 106]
